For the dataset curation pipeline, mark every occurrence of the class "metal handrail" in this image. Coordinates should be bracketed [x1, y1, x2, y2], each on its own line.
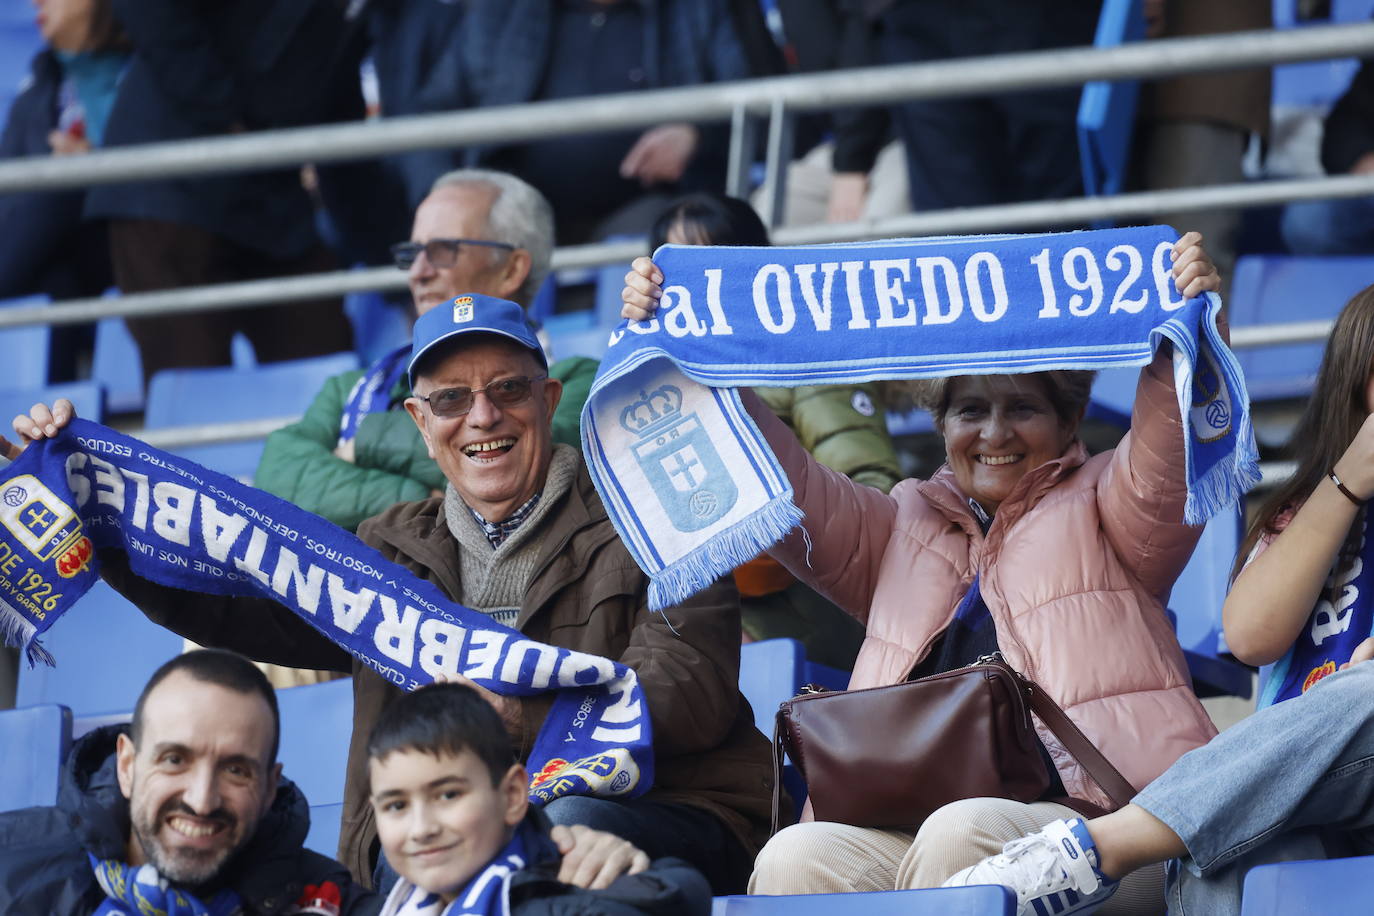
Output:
[1, 22, 1371, 192]
[4, 173, 1374, 330]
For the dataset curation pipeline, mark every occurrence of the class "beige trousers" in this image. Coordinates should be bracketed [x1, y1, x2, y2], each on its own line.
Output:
[749, 798, 1165, 914]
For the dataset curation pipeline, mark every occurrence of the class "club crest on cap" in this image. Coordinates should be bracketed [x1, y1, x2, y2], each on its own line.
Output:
[453, 296, 475, 323]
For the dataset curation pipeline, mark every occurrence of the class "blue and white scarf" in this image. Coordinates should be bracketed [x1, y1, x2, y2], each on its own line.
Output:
[0, 421, 649, 805]
[338, 344, 411, 444]
[380, 824, 531, 916]
[582, 226, 1260, 610]
[89, 855, 242, 916]
[1259, 514, 1374, 707]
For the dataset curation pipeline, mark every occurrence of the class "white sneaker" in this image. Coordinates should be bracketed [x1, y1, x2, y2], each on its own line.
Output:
[942, 817, 1118, 916]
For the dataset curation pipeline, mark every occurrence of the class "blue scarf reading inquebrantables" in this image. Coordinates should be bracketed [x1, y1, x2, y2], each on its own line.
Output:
[0, 421, 649, 805]
[583, 226, 1260, 610]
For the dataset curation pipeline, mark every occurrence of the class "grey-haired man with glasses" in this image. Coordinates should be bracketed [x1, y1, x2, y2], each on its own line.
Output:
[253, 169, 596, 533]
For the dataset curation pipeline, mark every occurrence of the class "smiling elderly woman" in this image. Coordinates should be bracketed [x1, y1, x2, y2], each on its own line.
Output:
[619, 233, 1223, 913]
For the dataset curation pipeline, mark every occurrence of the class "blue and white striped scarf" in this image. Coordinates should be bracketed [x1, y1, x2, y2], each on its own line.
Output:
[0, 423, 650, 806]
[582, 226, 1260, 609]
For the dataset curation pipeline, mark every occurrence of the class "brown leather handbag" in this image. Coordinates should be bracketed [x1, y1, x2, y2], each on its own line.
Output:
[771, 653, 1137, 833]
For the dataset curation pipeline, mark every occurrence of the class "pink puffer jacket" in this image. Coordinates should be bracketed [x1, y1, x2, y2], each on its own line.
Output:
[753, 352, 1219, 810]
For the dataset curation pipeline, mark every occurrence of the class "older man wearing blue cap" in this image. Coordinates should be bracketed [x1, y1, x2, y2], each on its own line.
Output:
[21, 292, 773, 898]
[374, 293, 770, 895]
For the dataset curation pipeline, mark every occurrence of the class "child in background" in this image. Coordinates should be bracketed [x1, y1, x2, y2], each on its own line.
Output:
[367, 683, 710, 916]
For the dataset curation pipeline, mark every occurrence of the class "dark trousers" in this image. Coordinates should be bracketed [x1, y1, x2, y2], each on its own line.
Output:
[878, 0, 1097, 216]
[109, 219, 353, 384]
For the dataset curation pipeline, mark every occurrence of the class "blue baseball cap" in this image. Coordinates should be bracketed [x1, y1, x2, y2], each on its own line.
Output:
[407, 293, 546, 388]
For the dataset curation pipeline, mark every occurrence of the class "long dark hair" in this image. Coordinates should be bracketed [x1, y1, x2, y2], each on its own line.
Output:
[1236, 284, 1374, 575]
[649, 192, 771, 250]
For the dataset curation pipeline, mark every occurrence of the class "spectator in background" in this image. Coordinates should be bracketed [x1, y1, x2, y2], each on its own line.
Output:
[357, 0, 471, 212]
[0, 0, 129, 379]
[83, 0, 362, 384]
[1282, 54, 1374, 254]
[254, 169, 595, 536]
[753, 0, 911, 226]
[648, 191, 899, 668]
[874, 0, 1100, 216]
[450, 0, 759, 244]
[1138, 0, 1270, 297]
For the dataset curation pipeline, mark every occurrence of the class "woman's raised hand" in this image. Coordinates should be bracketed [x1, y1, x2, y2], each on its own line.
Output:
[1171, 231, 1220, 299]
[10, 400, 76, 455]
[620, 256, 664, 322]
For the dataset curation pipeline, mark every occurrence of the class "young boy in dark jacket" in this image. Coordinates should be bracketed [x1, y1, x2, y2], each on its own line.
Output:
[368, 683, 710, 916]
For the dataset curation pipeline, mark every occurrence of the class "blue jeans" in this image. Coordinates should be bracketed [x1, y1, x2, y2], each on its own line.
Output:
[1281, 195, 1374, 255]
[1132, 663, 1374, 914]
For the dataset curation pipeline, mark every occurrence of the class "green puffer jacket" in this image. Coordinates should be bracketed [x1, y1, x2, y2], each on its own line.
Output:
[254, 355, 597, 531]
[754, 383, 900, 493]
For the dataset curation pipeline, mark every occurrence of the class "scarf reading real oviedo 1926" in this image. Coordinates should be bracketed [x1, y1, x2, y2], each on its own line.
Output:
[0, 423, 649, 806]
[582, 225, 1261, 610]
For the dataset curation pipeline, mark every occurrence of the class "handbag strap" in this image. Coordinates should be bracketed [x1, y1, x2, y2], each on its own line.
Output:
[1020, 675, 1137, 809]
[770, 714, 788, 836]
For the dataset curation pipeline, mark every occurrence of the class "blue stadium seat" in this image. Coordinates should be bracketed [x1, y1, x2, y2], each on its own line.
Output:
[1168, 506, 1253, 699]
[0, 23, 41, 126]
[92, 314, 261, 415]
[739, 639, 848, 821]
[0, 380, 105, 424]
[143, 351, 361, 483]
[91, 317, 145, 414]
[344, 289, 411, 366]
[306, 803, 344, 859]
[1228, 255, 1369, 404]
[15, 580, 185, 718]
[276, 677, 353, 809]
[0, 703, 72, 813]
[1241, 855, 1374, 916]
[1084, 365, 1141, 430]
[714, 886, 1014, 915]
[1077, 0, 1147, 202]
[739, 638, 847, 740]
[0, 294, 53, 390]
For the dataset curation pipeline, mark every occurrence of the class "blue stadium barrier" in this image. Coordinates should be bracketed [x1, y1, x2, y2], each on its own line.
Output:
[1168, 506, 1253, 699]
[0, 380, 105, 424]
[714, 886, 1015, 915]
[0, 294, 53, 390]
[0, 703, 72, 813]
[276, 677, 353, 810]
[1228, 255, 1369, 404]
[1078, 0, 1147, 202]
[543, 309, 608, 362]
[15, 580, 185, 717]
[143, 351, 361, 482]
[1241, 855, 1374, 915]
[306, 803, 344, 860]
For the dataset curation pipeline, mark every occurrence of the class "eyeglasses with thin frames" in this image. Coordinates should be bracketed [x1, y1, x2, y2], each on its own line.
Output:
[391, 238, 516, 270]
[417, 375, 548, 418]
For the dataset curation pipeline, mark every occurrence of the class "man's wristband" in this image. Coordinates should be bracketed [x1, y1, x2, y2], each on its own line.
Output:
[1330, 470, 1366, 507]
